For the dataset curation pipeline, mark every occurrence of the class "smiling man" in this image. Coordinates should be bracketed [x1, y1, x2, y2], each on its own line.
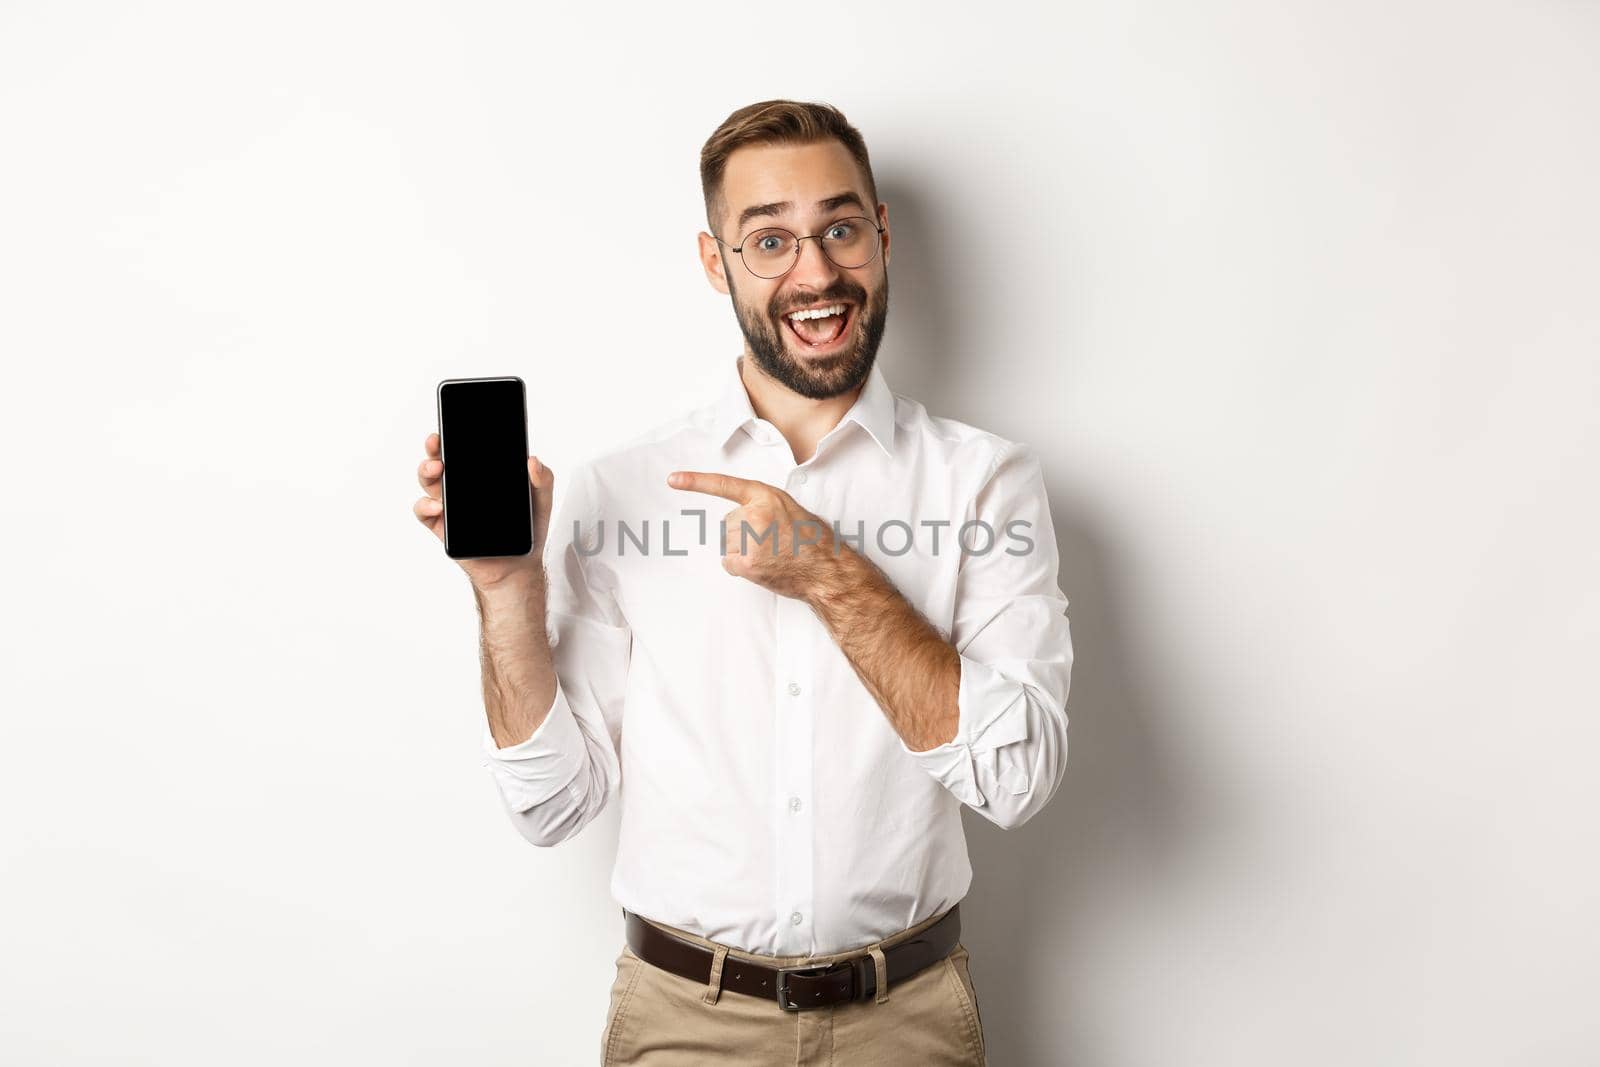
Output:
[412, 100, 1073, 1065]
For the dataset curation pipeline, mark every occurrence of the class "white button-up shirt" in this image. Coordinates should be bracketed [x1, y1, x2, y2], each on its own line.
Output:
[482, 357, 1073, 956]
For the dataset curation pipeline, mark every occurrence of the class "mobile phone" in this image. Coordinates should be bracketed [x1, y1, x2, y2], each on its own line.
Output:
[435, 376, 534, 560]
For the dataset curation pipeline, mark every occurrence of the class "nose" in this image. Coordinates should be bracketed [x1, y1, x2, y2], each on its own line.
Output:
[786, 234, 841, 289]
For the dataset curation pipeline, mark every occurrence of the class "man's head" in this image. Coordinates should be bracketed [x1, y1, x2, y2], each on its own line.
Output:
[697, 100, 890, 401]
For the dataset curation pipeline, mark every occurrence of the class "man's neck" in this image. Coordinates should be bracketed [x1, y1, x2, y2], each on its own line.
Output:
[738, 353, 863, 465]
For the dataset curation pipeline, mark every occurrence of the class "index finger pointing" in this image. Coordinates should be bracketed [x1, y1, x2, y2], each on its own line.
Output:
[667, 470, 765, 502]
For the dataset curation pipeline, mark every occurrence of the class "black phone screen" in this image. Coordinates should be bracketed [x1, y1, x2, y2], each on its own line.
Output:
[436, 377, 533, 560]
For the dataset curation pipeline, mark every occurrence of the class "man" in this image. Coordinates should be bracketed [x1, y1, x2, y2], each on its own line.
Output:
[412, 100, 1073, 1065]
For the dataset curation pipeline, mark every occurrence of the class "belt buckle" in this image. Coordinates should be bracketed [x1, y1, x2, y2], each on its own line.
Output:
[775, 961, 853, 1012]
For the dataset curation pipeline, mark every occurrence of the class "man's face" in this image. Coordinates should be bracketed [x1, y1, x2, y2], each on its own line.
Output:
[699, 140, 891, 400]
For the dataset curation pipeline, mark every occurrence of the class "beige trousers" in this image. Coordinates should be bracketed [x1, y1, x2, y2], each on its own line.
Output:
[599, 906, 986, 1066]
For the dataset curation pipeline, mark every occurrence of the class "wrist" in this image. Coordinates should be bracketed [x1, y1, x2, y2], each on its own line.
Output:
[473, 572, 547, 615]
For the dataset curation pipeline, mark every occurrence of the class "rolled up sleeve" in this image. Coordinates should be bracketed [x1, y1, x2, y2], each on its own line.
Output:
[481, 461, 631, 847]
[481, 682, 587, 811]
[899, 441, 1073, 829]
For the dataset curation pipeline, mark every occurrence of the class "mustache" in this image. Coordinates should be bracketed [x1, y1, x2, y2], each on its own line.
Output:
[770, 287, 867, 318]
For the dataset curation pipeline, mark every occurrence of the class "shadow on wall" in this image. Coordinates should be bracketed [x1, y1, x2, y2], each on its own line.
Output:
[877, 176, 1215, 1067]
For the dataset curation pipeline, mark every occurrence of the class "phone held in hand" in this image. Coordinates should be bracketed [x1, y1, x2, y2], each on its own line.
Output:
[435, 376, 534, 560]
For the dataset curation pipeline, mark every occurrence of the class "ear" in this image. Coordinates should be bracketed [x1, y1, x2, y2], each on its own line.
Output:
[698, 231, 731, 295]
[877, 201, 890, 270]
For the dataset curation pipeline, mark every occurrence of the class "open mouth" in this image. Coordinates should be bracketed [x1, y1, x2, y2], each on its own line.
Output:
[781, 301, 855, 353]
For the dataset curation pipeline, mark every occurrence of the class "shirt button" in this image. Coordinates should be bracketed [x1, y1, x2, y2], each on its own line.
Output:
[790, 911, 803, 926]
[787, 682, 801, 697]
[788, 796, 802, 813]
[793, 470, 807, 486]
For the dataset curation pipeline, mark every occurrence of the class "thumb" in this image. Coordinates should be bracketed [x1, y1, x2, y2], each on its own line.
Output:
[529, 455, 556, 541]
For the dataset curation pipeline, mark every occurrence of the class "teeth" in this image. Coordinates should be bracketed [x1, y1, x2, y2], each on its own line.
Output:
[787, 303, 847, 321]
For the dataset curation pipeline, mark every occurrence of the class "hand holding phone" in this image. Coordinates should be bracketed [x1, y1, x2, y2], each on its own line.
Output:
[414, 377, 554, 593]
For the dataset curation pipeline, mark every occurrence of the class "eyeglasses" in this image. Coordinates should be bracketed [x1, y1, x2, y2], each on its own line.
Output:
[716, 215, 885, 280]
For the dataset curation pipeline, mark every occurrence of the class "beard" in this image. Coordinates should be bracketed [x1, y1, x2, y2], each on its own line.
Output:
[729, 270, 890, 400]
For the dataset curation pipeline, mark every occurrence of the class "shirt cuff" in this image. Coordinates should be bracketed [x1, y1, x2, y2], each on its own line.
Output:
[480, 682, 587, 812]
[898, 653, 1031, 808]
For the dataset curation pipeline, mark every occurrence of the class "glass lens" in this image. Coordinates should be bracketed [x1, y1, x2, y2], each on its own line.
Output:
[741, 227, 798, 278]
[819, 216, 880, 269]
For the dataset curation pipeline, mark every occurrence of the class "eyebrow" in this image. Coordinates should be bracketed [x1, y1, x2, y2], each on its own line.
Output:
[736, 192, 868, 234]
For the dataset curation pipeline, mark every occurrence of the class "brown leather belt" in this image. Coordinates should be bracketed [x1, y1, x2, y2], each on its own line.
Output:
[623, 905, 960, 1012]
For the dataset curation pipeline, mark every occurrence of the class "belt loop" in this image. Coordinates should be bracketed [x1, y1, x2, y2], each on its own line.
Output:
[869, 945, 889, 1004]
[703, 944, 730, 1005]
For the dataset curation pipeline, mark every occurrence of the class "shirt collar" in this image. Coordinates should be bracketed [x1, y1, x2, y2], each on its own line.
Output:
[711, 356, 897, 458]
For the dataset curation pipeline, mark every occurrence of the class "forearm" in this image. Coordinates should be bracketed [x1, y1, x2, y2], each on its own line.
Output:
[806, 548, 960, 751]
[474, 575, 558, 749]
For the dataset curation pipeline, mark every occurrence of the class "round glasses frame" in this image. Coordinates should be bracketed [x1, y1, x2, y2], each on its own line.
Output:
[715, 215, 886, 279]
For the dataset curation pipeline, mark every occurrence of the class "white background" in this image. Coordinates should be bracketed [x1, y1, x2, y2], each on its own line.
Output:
[2, 2, 1596, 1064]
